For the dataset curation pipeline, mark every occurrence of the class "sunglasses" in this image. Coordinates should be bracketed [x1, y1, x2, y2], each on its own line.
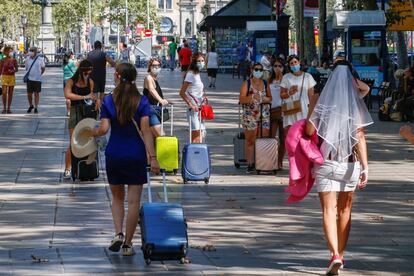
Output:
[274, 65, 283, 68]
[253, 68, 263, 72]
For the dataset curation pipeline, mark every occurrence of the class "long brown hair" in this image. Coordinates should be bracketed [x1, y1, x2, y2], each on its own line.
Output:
[113, 63, 141, 126]
[269, 57, 285, 83]
[188, 53, 204, 74]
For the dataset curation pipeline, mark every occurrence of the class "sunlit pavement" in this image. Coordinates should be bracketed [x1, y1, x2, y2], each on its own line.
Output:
[0, 67, 413, 275]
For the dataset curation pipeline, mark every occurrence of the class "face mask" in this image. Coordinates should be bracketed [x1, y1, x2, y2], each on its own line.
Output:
[151, 67, 161, 75]
[290, 64, 301, 73]
[252, 70, 263, 79]
[29, 51, 35, 57]
[197, 62, 205, 70]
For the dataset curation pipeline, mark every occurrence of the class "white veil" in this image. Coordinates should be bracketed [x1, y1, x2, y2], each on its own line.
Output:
[309, 65, 373, 162]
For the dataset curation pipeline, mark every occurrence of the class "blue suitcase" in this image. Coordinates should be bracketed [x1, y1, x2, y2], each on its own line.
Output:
[182, 143, 211, 184]
[181, 111, 211, 184]
[140, 171, 188, 265]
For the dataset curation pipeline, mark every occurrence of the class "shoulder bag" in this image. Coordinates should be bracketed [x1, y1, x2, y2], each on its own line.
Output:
[23, 56, 39, 83]
[281, 73, 305, 116]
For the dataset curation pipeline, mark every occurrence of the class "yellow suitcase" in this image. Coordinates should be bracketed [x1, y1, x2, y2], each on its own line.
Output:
[156, 105, 179, 174]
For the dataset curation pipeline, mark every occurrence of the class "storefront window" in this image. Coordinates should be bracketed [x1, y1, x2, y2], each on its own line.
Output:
[158, 0, 163, 9]
[166, 0, 172, 9]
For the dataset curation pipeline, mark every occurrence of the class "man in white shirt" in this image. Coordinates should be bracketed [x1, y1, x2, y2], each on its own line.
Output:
[25, 47, 45, 114]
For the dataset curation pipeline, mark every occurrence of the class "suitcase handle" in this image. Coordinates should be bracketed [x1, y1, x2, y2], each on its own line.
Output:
[146, 169, 168, 203]
[160, 104, 174, 137]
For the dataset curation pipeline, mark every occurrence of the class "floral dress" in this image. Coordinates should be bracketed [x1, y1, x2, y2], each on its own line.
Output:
[242, 80, 270, 131]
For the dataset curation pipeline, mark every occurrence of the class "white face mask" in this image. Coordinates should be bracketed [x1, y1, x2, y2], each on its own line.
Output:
[29, 51, 35, 57]
[8, 52, 13, 58]
[151, 67, 161, 75]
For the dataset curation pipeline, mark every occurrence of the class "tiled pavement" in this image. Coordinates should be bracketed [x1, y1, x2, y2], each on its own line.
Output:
[0, 67, 413, 275]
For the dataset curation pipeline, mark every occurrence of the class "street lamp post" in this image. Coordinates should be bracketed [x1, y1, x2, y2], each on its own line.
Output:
[21, 15, 27, 51]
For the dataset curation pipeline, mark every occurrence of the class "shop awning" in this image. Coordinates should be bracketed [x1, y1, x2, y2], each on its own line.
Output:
[333, 10, 386, 29]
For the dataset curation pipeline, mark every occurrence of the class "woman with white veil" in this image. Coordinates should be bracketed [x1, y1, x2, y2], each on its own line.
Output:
[305, 60, 372, 275]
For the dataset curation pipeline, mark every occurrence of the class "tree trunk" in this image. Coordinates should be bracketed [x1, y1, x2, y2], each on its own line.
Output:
[304, 17, 317, 64]
[318, 0, 327, 63]
[294, 0, 301, 56]
[396, 31, 409, 69]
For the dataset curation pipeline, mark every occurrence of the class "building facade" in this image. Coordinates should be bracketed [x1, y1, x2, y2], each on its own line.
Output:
[154, 0, 231, 41]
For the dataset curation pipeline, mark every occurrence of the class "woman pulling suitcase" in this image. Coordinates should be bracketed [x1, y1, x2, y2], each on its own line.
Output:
[86, 63, 160, 256]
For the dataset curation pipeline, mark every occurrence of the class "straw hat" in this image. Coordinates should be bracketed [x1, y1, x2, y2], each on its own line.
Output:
[71, 118, 98, 158]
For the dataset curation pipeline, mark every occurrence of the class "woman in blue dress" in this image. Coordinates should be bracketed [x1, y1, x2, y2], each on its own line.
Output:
[88, 63, 160, 256]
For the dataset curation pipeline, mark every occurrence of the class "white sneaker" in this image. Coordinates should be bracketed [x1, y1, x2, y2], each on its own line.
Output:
[63, 170, 71, 179]
[122, 244, 135, 256]
[108, 232, 124, 252]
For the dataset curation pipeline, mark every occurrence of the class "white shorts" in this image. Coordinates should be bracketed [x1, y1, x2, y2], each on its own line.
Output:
[314, 160, 361, 193]
[186, 108, 205, 131]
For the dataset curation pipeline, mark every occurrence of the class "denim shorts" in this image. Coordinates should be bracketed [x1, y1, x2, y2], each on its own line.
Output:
[149, 112, 161, 126]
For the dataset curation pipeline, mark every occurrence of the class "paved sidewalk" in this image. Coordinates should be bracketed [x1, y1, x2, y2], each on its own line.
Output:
[0, 67, 413, 275]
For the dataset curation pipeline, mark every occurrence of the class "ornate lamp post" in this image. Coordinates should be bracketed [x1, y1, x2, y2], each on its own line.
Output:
[31, 0, 60, 55]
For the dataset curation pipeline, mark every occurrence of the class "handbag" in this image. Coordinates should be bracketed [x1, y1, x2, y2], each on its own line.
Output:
[82, 103, 97, 118]
[200, 99, 215, 120]
[23, 56, 39, 83]
[282, 73, 305, 116]
[188, 93, 215, 120]
[152, 105, 170, 122]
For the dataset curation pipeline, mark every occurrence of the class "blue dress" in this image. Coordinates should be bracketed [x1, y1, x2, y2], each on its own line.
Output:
[100, 95, 151, 185]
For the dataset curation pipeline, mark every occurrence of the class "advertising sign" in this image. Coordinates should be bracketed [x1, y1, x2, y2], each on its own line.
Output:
[388, 0, 414, 31]
[355, 66, 384, 90]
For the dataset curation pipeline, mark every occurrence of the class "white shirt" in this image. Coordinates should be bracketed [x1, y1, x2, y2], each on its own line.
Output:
[280, 72, 316, 127]
[185, 71, 204, 104]
[25, 56, 45, 82]
[270, 79, 282, 108]
[207, 52, 218, 69]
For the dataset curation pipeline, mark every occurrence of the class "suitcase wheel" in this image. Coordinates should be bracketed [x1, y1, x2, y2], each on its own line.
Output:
[183, 178, 188, 184]
[273, 170, 277, 175]
[204, 178, 209, 184]
[145, 258, 151, 265]
[173, 169, 178, 175]
[144, 244, 154, 265]
[235, 163, 240, 169]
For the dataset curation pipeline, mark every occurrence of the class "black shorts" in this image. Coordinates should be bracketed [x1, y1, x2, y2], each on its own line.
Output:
[27, 80, 42, 93]
[207, 68, 218, 78]
[181, 65, 189, 72]
[93, 80, 106, 94]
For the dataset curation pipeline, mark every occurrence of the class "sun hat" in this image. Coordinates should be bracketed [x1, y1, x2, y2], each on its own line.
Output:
[71, 118, 98, 158]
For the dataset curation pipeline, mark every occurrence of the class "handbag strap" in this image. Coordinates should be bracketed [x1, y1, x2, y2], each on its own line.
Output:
[298, 73, 305, 100]
[132, 117, 144, 141]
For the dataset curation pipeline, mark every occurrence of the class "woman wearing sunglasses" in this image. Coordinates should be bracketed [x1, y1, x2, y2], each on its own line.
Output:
[239, 62, 272, 173]
[63, 60, 96, 179]
[280, 55, 316, 137]
[268, 58, 285, 169]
